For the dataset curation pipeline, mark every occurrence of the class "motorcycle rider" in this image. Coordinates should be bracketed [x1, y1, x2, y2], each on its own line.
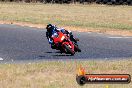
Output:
[46, 24, 77, 49]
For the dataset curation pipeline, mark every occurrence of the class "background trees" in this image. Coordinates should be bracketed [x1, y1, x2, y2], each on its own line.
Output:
[0, 0, 131, 5]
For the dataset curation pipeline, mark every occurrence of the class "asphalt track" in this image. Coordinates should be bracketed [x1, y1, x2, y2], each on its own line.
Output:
[0, 24, 132, 62]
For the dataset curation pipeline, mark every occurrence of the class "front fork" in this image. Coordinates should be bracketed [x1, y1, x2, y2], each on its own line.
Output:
[63, 39, 74, 52]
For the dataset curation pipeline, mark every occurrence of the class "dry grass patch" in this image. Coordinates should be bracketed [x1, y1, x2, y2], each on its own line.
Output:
[0, 3, 132, 36]
[0, 3, 132, 30]
[0, 59, 132, 88]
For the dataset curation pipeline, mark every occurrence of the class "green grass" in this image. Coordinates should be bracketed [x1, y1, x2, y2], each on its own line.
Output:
[0, 2, 132, 30]
[0, 59, 132, 88]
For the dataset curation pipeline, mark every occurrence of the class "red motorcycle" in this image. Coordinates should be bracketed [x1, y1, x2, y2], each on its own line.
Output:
[51, 32, 75, 55]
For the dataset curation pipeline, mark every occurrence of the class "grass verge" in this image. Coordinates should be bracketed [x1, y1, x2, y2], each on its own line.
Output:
[0, 2, 132, 30]
[0, 59, 132, 88]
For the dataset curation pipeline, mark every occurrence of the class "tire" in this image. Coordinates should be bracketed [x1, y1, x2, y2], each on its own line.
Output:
[73, 43, 81, 52]
[76, 75, 86, 85]
[64, 44, 75, 56]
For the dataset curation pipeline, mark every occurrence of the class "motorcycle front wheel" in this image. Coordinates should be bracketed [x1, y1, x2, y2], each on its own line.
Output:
[64, 44, 75, 56]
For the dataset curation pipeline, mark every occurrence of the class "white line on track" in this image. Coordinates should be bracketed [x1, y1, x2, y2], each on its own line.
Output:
[108, 37, 132, 39]
[0, 57, 3, 61]
[87, 32, 92, 34]
[97, 33, 103, 34]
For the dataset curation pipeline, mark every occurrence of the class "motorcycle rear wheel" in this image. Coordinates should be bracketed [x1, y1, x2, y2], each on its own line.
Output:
[73, 43, 81, 52]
